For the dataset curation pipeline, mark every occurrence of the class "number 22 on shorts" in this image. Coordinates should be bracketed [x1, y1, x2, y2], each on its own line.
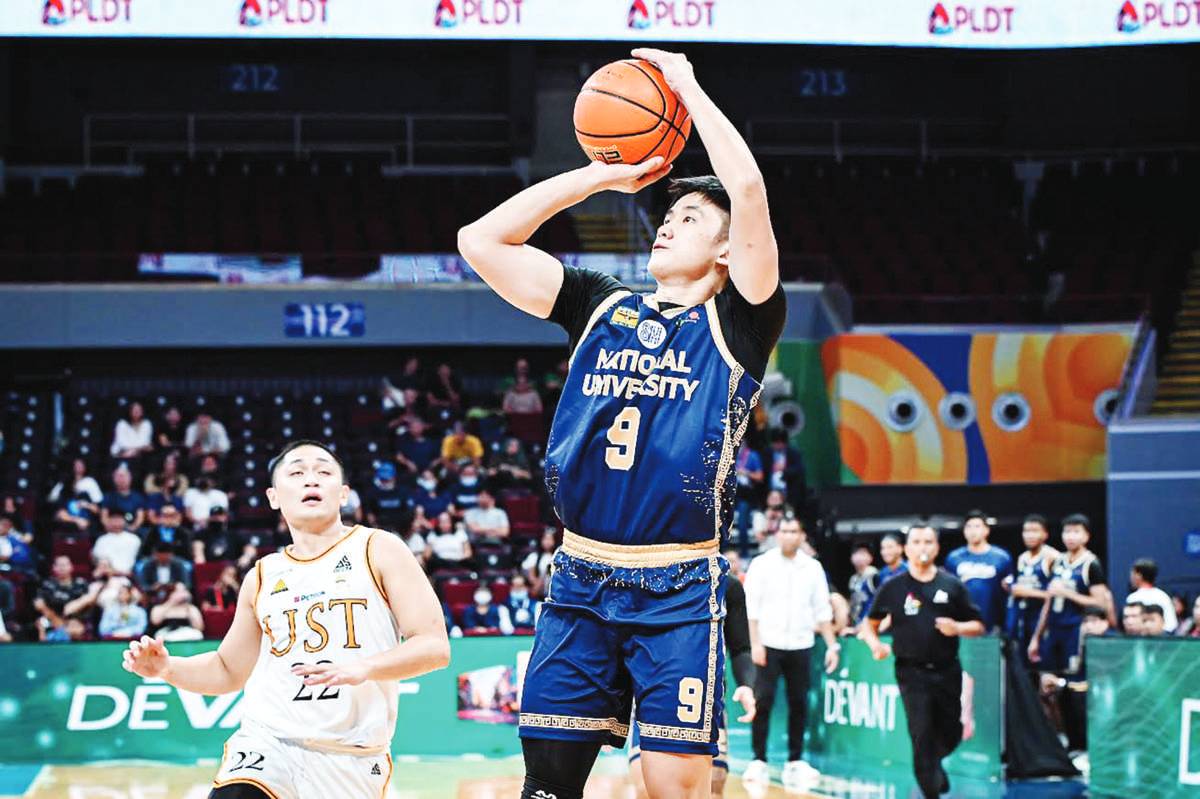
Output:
[605, 407, 641, 470]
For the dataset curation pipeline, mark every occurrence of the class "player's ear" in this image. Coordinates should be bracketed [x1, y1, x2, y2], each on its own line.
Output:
[714, 234, 730, 270]
[338, 483, 350, 507]
[265, 486, 280, 510]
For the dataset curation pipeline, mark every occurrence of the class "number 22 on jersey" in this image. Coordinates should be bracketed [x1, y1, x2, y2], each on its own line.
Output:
[604, 407, 641, 471]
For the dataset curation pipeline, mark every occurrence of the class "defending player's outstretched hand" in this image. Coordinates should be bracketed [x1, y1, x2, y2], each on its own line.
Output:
[121, 635, 170, 679]
[584, 157, 671, 195]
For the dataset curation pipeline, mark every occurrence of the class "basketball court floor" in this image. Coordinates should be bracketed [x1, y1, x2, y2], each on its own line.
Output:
[0, 755, 1089, 799]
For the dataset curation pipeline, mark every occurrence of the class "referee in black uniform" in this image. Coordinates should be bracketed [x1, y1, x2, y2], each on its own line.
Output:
[860, 524, 984, 798]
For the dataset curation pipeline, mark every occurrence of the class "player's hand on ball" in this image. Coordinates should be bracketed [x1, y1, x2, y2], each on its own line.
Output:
[122, 635, 170, 679]
[934, 617, 960, 637]
[732, 684, 757, 723]
[630, 48, 696, 95]
[292, 660, 369, 688]
[585, 157, 671, 194]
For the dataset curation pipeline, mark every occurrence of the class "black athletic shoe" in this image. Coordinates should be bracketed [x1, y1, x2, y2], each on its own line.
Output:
[938, 764, 950, 795]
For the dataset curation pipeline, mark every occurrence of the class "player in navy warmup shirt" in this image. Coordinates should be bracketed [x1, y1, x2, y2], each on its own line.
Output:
[1004, 514, 1058, 665]
[459, 48, 785, 799]
[944, 510, 1012, 633]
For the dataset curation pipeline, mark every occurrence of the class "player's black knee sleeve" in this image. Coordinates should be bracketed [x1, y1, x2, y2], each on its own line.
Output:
[521, 738, 601, 799]
[209, 783, 273, 799]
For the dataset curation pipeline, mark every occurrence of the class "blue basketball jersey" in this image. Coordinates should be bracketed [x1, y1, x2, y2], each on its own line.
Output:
[1047, 550, 1102, 628]
[543, 291, 761, 626]
[1005, 548, 1056, 637]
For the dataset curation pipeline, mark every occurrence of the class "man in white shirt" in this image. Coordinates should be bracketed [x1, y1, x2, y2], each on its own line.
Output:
[182, 478, 229, 529]
[463, 490, 510, 545]
[743, 515, 840, 791]
[1126, 558, 1178, 633]
[184, 412, 231, 459]
[92, 513, 143, 575]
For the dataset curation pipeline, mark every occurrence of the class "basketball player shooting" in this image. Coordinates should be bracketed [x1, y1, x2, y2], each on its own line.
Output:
[458, 49, 783, 799]
[120, 441, 450, 799]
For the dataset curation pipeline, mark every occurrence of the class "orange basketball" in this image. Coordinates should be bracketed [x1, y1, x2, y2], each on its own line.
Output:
[574, 59, 692, 167]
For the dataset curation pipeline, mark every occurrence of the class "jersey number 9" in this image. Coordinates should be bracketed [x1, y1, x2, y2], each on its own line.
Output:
[604, 407, 642, 471]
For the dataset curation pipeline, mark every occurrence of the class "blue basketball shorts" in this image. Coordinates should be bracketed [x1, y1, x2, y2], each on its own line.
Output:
[1041, 623, 1083, 676]
[518, 605, 726, 757]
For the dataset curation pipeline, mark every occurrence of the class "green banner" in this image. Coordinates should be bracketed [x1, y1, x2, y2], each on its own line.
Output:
[1088, 637, 1200, 799]
[0, 637, 1001, 776]
[771, 341, 841, 489]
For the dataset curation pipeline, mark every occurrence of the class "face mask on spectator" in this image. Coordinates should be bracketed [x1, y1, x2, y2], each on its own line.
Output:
[460, 476, 478, 487]
[418, 478, 436, 491]
[474, 590, 491, 606]
[510, 589, 528, 602]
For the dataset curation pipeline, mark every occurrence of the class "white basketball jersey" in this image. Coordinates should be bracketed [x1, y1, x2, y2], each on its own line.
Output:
[240, 525, 399, 752]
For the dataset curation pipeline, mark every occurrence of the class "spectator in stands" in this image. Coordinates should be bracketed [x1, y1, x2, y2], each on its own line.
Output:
[182, 475, 228, 530]
[441, 600, 463, 639]
[394, 417, 439, 478]
[194, 453, 224, 486]
[497, 357, 533, 396]
[0, 515, 38, 577]
[192, 506, 241, 564]
[144, 452, 189, 497]
[149, 582, 204, 642]
[1126, 558, 1178, 632]
[425, 511, 473, 573]
[1172, 594, 1189, 633]
[48, 458, 104, 507]
[110, 401, 154, 463]
[846, 542, 879, 630]
[401, 518, 428, 571]
[201, 565, 241, 613]
[523, 528, 557, 598]
[143, 503, 191, 559]
[364, 462, 411, 533]
[464, 489, 510, 545]
[502, 374, 544, 417]
[487, 436, 534, 491]
[75, 559, 135, 618]
[99, 582, 147, 639]
[1141, 605, 1169, 636]
[755, 494, 788, 552]
[1121, 601, 1144, 635]
[462, 586, 513, 635]
[33, 556, 89, 639]
[1179, 596, 1200, 637]
[449, 463, 484, 511]
[946, 510, 1014, 633]
[134, 543, 191, 598]
[726, 550, 746, 581]
[542, 358, 569, 416]
[426, 362, 464, 416]
[440, 421, 484, 472]
[505, 573, 540, 630]
[54, 488, 98, 535]
[733, 440, 764, 556]
[91, 513, 142, 576]
[146, 470, 186, 525]
[862, 533, 908, 621]
[763, 429, 806, 511]
[101, 465, 147, 532]
[185, 412, 231, 462]
[396, 356, 426, 393]
[155, 406, 187, 462]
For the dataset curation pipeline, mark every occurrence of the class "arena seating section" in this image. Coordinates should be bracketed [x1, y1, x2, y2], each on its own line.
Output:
[0, 156, 1193, 325]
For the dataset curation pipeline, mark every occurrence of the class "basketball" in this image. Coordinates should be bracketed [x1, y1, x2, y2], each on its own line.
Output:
[574, 59, 692, 167]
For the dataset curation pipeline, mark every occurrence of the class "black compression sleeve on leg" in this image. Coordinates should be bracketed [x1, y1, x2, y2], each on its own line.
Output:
[209, 784, 273, 799]
[521, 738, 602, 799]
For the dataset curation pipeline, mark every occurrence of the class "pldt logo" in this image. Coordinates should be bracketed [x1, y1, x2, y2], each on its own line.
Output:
[435, 0, 457, 27]
[239, 0, 329, 27]
[628, 0, 650, 29]
[928, 3, 1015, 34]
[43, 0, 133, 26]
[929, 2, 954, 33]
[1117, 1, 1141, 31]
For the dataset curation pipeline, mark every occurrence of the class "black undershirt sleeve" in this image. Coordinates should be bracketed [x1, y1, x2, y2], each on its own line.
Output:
[723, 576, 755, 687]
[714, 280, 787, 383]
[546, 266, 625, 354]
[1085, 561, 1106, 587]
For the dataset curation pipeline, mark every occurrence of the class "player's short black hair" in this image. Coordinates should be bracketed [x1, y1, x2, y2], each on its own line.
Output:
[964, 509, 989, 526]
[268, 439, 345, 486]
[1023, 513, 1049, 531]
[881, 533, 902, 547]
[1062, 513, 1091, 532]
[1083, 605, 1108, 619]
[1142, 603, 1165, 619]
[852, 541, 873, 553]
[1132, 558, 1158, 584]
[1123, 601, 1145, 613]
[667, 175, 731, 219]
[907, 520, 939, 540]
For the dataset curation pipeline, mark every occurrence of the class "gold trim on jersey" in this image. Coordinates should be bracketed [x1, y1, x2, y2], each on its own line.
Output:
[253, 559, 264, 616]
[704, 297, 741, 374]
[561, 530, 719, 568]
[568, 290, 633, 367]
[283, 524, 361, 564]
[380, 753, 394, 798]
[365, 530, 389, 603]
[519, 712, 631, 738]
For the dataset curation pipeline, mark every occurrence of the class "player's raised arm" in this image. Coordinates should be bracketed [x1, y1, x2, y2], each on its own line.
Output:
[122, 565, 264, 695]
[457, 159, 670, 318]
[632, 48, 779, 304]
